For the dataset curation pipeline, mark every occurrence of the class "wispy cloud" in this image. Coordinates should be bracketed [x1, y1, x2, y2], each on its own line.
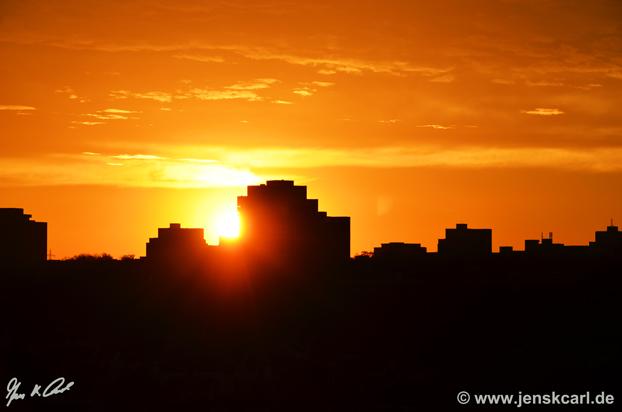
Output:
[185, 89, 261, 101]
[379, 119, 401, 123]
[525, 80, 565, 87]
[215, 146, 622, 172]
[429, 74, 455, 83]
[173, 54, 225, 63]
[312, 81, 334, 87]
[236, 48, 453, 77]
[225, 78, 278, 90]
[111, 154, 167, 160]
[520, 108, 565, 115]
[102, 109, 138, 113]
[70, 121, 105, 125]
[417, 124, 456, 129]
[0, 154, 261, 188]
[86, 113, 133, 120]
[272, 100, 293, 104]
[7, 144, 618, 188]
[180, 158, 219, 163]
[293, 89, 312, 96]
[55, 87, 89, 102]
[0, 105, 36, 110]
[491, 79, 516, 85]
[109, 90, 173, 102]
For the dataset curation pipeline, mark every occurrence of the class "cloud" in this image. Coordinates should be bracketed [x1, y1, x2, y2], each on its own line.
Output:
[429, 74, 455, 83]
[525, 80, 565, 87]
[0, 105, 35, 110]
[111, 154, 167, 160]
[572, 84, 603, 90]
[237, 48, 453, 77]
[0, 155, 261, 188]
[160, 108, 171, 110]
[102, 109, 138, 113]
[111, 86, 269, 102]
[312, 81, 334, 87]
[55, 87, 89, 102]
[214, 146, 622, 172]
[186, 89, 261, 101]
[70, 121, 105, 125]
[173, 54, 225, 63]
[179, 158, 219, 163]
[82, 152, 100, 156]
[272, 100, 293, 104]
[225, 78, 279, 90]
[417, 124, 456, 129]
[379, 119, 401, 123]
[109, 90, 173, 102]
[293, 89, 312, 96]
[86, 114, 132, 120]
[134, 91, 173, 102]
[520, 108, 565, 115]
[491, 79, 516, 85]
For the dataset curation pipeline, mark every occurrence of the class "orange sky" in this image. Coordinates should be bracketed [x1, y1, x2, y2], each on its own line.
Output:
[1, 0, 621, 258]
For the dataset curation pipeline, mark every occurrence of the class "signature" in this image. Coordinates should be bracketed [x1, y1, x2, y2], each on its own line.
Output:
[6, 377, 74, 407]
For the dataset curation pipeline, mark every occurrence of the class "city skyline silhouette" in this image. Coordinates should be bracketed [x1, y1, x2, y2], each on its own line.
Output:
[2, 0, 622, 410]
[1, 180, 621, 410]
[3, 180, 621, 265]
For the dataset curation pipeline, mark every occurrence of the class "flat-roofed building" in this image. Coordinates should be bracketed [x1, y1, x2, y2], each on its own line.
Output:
[373, 242, 427, 260]
[237, 180, 350, 264]
[0, 208, 47, 266]
[437, 223, 492, 257]
[146, 223, 210, 266]
[589, 223, 622, 257]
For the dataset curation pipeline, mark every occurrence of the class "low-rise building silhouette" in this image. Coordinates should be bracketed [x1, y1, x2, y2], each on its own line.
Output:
[146, 223, 211, 265]
[524, 233, 565, 256]
[438, 223, 492, 257]
[237, 180, 350, 263]
[589, 222, 622, 257]
[0, 208, 47, 266]
[373, 242, 427, 260]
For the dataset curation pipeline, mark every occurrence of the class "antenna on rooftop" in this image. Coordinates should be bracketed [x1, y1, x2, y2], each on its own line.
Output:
[47, 249, 55, 260]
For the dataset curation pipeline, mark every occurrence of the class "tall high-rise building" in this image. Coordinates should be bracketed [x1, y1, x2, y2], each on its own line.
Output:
[237, 180, 350, 263]
[0, 208, 47, 266]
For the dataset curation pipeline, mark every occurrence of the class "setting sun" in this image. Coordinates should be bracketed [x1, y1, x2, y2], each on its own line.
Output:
[217, 211, 240, 238]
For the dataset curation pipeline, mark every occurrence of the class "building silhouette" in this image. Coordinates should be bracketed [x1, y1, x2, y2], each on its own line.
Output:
[146, 223, 212, 266]
[373, 242, 427, 260]
[237, 180, 350, 264]
[0, 208, 47, 266]
[523, 232, 565, 256]
[589, 222, 622, 257]
[437, 223, 492, 257]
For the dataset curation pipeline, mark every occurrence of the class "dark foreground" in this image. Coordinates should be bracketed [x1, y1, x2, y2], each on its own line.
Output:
[1, 256, 621, 411]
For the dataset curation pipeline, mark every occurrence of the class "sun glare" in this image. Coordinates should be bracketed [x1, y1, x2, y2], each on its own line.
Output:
[217, 211, 240, 238]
